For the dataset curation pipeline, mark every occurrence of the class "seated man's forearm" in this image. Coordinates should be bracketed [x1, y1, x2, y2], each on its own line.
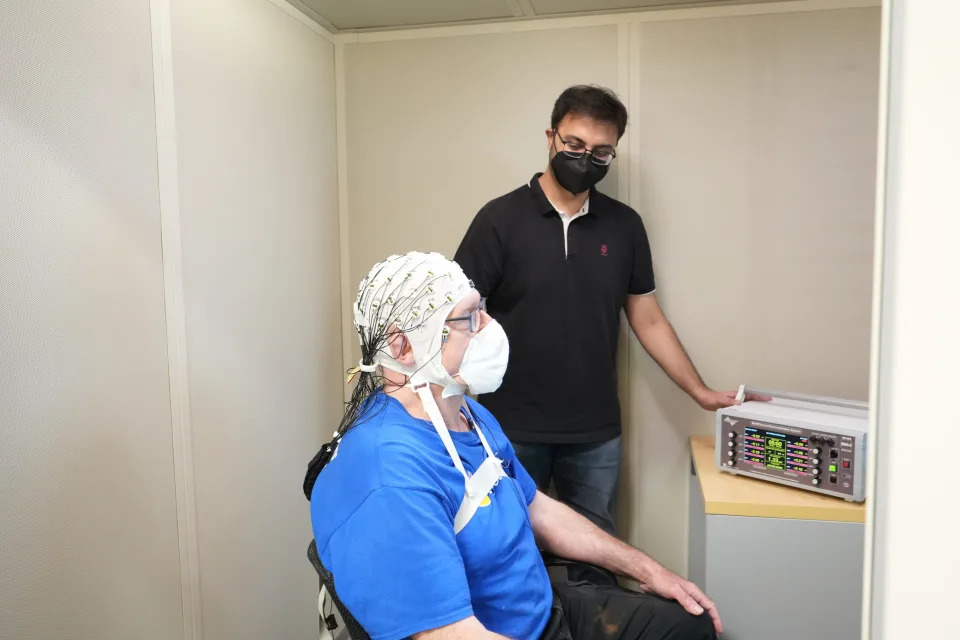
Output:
[528, 491, 657, 583]
[528, 490, 722, 632]
[414, 616, 513, 640]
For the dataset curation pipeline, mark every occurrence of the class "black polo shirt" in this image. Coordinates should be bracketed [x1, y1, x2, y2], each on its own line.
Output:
[454, 174, 655, 443]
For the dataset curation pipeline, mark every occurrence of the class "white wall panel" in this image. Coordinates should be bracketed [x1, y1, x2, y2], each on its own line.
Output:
[868, 1, 960, 637]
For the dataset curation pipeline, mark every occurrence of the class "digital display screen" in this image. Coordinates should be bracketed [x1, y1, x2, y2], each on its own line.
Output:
[743, 427, 809, 474]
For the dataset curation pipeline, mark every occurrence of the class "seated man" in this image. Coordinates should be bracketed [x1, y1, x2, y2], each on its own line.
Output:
[304, 252, 720, 640]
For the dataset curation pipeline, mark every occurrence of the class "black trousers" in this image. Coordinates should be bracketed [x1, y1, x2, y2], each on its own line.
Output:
[540, 579, 717, 640]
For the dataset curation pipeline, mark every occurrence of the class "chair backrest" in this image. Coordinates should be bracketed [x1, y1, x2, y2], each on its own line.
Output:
[307, 540, 371, 640]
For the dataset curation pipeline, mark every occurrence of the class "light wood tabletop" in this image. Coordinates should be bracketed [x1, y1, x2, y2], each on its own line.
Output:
[690, 435, 866, 523]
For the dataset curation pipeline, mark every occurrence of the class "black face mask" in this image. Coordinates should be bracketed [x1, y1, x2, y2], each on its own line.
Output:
[550, 152, 609, 196]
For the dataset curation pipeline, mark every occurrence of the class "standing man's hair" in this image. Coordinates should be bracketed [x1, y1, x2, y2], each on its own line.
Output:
[551, 85, 628, 139]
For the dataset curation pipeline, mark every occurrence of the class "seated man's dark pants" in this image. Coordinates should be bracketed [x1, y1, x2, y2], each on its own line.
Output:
[540, 579, 716, 640]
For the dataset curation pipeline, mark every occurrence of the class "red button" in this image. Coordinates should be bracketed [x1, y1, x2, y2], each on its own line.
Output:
[843, 461, 850, 468]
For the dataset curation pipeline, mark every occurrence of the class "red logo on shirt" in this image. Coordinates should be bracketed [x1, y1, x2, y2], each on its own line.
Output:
[600, 244, 608, 257]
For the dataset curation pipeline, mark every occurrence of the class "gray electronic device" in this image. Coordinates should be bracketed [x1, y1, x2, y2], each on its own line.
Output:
[716, 387, 868, 502]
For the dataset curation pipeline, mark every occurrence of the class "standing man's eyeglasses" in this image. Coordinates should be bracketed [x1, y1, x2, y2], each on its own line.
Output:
[553, 131, 617, 166]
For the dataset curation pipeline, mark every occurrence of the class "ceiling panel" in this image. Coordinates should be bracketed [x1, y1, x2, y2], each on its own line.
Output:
[529, 0, 784, 16]
[298, 0, 516, 30]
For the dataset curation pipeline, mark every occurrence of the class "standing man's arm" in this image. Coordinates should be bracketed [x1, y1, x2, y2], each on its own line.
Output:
[623, 215, 766, 411]
[454, 208, 504, 299]
[625, 293, 751, 410]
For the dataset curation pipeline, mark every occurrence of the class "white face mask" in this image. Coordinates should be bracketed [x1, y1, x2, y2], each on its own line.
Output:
[453, 319, 510, 396]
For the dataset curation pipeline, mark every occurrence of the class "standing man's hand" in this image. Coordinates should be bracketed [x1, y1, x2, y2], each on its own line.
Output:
[694, 388, 772, 411]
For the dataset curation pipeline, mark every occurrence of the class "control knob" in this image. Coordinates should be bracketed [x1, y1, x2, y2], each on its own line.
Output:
[812, 448, 821, 455]
[812, 468, 821, 476]
[812, 478, 821, 486]
[812, 458, 821, 466]
[728, 441, 735, 448]
[728, 431, 736, 438]
[827, 438, 836, 446]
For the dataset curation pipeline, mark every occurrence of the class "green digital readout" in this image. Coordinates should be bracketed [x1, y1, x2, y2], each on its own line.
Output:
[765, 435, 786, 470]
[744, 427, 811, 474]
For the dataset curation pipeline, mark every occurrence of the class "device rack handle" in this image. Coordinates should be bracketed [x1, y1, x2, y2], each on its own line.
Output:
[739, 385, 868, 412]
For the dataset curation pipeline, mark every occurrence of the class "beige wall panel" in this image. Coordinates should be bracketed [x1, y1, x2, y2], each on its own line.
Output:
[340, 8, 879, 580]
[622, 8, 880, 573]
[343, 26, 619, 368]
[0, 2, 184, 638]
[169, 0, 341, 637]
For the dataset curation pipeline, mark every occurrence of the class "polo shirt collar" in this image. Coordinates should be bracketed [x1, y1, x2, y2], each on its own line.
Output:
[529, 173, 595, 217]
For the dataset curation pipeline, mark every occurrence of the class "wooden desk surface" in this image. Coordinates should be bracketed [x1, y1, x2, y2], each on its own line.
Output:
[690, 435, 866, 523]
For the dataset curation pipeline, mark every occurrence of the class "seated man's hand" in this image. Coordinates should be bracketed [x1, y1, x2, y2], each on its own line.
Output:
[639, 564, 723, 635]
[530, 490, 723, 634]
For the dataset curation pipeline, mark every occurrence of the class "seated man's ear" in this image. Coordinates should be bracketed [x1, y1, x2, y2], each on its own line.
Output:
[386, 327, 415, 366]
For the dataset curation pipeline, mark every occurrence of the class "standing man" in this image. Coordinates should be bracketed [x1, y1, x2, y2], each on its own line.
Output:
[454, 85, 757, 537]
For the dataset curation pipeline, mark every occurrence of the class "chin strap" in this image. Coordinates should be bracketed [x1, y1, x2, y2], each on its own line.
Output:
[411, 383, 507, 533]
[412, 383, 472, 495]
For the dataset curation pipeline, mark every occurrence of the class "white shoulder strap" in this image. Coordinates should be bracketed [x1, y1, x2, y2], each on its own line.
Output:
[413, 384, 473, 493]
[412, 385, 508, 534]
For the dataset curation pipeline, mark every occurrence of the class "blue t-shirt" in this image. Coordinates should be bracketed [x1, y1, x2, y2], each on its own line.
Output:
[310, 392, 553, 640]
